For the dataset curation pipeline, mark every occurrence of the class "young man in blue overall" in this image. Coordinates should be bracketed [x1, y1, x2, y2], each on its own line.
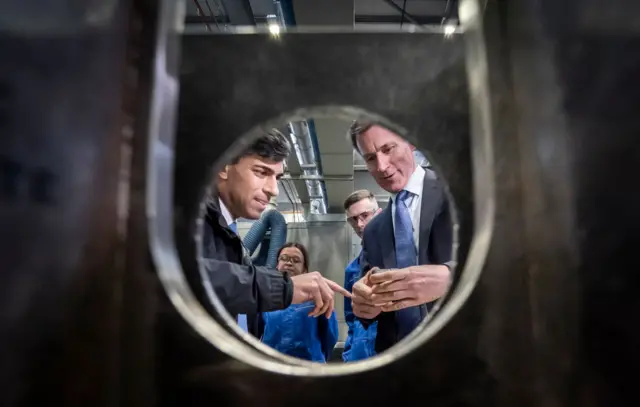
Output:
[342, 190, 381, 361]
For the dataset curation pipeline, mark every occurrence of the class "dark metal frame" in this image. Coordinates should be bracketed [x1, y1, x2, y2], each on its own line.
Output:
[6, 0, 640, 405]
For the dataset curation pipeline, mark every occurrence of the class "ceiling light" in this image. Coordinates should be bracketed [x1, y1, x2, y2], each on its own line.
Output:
[268, 23, 281, 36]
[444, 24, 456, 36]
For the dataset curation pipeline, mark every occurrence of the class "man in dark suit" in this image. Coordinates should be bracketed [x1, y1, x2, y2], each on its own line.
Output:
[348, 121, 454, 353]
[201, 129, 350, 336]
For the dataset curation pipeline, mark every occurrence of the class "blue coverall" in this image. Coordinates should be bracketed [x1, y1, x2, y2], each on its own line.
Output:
[342, 253, 377, 362]
[262, 302, 339, 362]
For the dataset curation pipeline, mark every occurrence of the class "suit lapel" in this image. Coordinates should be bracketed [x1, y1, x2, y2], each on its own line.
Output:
[418, 170, 442, 264]
[380, 201, 397, 268]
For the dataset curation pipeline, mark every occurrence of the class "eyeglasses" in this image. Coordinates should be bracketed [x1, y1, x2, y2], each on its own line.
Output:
[347, 209, 376, 225]
[278, 255, 302, 264]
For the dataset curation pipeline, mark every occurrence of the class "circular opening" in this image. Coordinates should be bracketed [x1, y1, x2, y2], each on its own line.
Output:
[150, 1, 496, 378]
[165, 105, 473, 375]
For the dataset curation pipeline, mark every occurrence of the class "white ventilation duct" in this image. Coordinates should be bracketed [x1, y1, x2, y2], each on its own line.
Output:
[287, 121, 328, 215]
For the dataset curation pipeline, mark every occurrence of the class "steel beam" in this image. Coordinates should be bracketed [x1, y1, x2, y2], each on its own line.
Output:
[219, 0, 255, 26]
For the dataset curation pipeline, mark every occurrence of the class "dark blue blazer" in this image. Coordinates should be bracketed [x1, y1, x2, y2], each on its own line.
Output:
[359, 169, 454, 353]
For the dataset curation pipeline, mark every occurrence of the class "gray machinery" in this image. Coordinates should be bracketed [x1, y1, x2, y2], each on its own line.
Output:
[1, 1, 640, 407]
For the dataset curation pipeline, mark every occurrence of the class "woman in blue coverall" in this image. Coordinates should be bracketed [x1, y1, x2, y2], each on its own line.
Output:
[261, 242, 339, 362]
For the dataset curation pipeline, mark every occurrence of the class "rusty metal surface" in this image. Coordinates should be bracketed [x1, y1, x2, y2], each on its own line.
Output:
[0, 1, 138, 406]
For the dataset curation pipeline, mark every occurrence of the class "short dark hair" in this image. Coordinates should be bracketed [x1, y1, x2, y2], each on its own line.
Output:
[232, 128, 291, 164]
[277, 242, 310, 273]
[343, 189, 377, 211]
[349, 119, 377, 155]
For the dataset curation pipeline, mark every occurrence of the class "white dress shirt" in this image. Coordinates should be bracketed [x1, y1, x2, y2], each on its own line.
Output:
[391, 165, 426, 258]
[218, 198, 235, 227]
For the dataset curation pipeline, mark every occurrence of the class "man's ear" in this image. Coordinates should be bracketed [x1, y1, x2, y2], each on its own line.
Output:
[218, 165, 229, 180]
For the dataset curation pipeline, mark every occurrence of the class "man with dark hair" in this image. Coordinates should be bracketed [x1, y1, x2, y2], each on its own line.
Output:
[342, 189, 381, 362]
[202, 129, 350, 336]
[348, 121, 454, 353]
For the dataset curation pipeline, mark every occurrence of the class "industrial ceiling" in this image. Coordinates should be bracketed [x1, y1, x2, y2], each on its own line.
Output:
[185, 0, 458, 29]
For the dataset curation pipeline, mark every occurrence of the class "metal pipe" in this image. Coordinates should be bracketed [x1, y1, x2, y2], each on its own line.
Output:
[273, 1, 287, 27]
[273, 2, 328, 215]
[381, 0, 422, 26]
[442, 0, 456, 25]
[283, 174, 353, 181]
[288, 121, 328, 215]
[274, 0, 296, 26]
[192, 0, 212, 31]
[203, 0, 220, 29]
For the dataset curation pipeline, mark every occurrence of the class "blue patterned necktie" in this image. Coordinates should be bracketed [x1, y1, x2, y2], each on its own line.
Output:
[394, 191, 417, 268]
[229, 221, 249, 332]
[394, 190, 422, 340]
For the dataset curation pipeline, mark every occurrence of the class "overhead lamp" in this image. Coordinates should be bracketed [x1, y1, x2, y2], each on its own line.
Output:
[268, 23, 281, 36]
[444, 24, 456, 36]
